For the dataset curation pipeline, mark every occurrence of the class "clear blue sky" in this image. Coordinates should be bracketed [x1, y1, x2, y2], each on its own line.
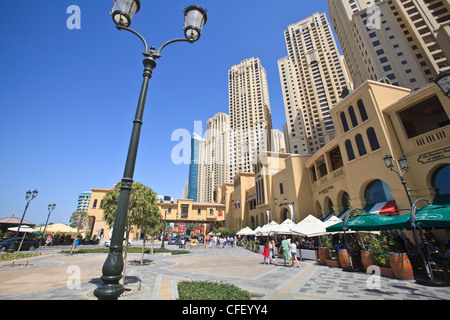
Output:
[0, 0, 333, 225]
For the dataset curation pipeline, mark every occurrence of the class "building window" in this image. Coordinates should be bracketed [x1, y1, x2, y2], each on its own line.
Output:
[367, 127, 380, 151]
[345, 140, 355, 161]
[348, 106, 358, 127]
[279, 183, 284, 195]
[340, 112, 349, 132]
[355, 134, 367, 156]
[92, 199, 98, 208]
[357, 99, 368, 121]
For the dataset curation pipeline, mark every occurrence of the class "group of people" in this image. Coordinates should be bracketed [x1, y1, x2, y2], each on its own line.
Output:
[262, 235, 300, 268]
[209, 235, 237, 248]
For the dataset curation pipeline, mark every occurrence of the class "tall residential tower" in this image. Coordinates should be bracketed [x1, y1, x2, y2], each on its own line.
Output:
[278, 12, 351, 155]
[228, 57, 273, 177]
[328, 0, 450, 90]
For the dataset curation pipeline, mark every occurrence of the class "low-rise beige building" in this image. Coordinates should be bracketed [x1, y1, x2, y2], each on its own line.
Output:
[88, 188, 226, 241]
[218, 80, 450, 230]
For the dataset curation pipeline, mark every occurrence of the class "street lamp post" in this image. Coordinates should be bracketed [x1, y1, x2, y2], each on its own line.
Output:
[8, 190, 38, 253]
[433, 72, 450, 97]
[41, 204, 56, 246]
[94, 1, 207, 300]
[383, 154, 413, 208]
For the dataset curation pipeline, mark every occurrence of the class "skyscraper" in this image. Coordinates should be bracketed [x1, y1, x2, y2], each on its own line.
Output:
[278, 12, 351, 155]
[197, 113, 230, 203]
[77, 191, 91, 212]
[328, 0, 450, 90]
[187, 133, 202, 202]
[228, 57, 273, 177]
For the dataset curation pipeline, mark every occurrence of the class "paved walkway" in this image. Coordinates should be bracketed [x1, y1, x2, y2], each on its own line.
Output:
[0, 245, 449, 300]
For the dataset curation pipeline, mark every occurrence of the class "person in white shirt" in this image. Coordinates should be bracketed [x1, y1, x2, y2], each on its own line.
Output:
[290, 240, 300, 268]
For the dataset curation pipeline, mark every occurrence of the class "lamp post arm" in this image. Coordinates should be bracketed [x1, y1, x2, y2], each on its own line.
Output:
[156, 38, 193, 57]
[116, 25, 149, 54]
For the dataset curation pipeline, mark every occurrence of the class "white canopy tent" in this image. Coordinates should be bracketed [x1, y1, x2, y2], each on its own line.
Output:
[256, 221, 279, 236]
[290, 215, 327, 237]
[271, 219, 296, 235]
[237, 227, 255, 236]
[7, 225, 37, 233]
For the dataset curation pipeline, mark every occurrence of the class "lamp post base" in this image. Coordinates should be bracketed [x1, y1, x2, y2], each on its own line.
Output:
[415, 277, 450, 287]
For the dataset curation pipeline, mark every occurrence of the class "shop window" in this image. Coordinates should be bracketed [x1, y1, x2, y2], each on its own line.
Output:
[365, 180, 394, 204]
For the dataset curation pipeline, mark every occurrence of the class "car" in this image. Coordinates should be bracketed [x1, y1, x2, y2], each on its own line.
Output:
[167, 238, 179, 245]
[104, 239, 133, 247]
[0, 237, 40, 252]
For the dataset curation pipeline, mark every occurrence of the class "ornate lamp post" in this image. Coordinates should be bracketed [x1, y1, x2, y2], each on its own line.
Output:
[94, 1, 207, 300]
[433, 72, 450, 97]
[383, 154, 413, 208]
[41, 204, 56, 246]
[8, 190, 38, 253]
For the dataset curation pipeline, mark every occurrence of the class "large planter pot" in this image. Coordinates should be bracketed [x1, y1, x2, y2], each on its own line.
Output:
[379, 267, 394, 278]
[325, 259, 341, 268]
[389, 252, 414, 280]
[318, 247, 327, 265]
[338, 249, 352, 269]
[361, 250, 376, 271]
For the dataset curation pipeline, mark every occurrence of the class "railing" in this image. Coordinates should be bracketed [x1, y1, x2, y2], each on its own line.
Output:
[404, 126, 449, 153]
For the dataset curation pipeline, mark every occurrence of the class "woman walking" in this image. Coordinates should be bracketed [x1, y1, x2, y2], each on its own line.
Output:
[263, 241, 270, 265]
[281, 235, 291, 267]
[269, 238, 278, 265]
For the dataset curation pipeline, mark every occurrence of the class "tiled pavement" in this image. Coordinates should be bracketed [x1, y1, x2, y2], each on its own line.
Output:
[0, 245, 449, 300]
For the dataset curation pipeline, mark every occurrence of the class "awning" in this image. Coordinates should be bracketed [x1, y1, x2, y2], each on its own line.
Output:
[363, 200, 398, 215]
[326, 213, 399, 232]
[321, 212, 335, 222]
[383, 204, 450, 230]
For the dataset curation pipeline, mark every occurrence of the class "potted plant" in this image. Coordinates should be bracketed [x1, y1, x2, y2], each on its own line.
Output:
[323, 235, 341, 268]
[360, 238, 376, 271]
[366, 234, 393, 278]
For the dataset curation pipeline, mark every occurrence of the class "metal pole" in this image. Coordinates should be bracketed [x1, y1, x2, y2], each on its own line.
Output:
[94, 56, 156, 300]
[8, 194, 35, 253]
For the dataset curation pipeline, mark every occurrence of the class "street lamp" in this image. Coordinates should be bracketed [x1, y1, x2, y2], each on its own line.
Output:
[383, 154, 413, 208]
[8, 190, 38, 253]
[433, 72, 450, 97]
[94, 2, 207, 300]
[41, 204, 56, 246]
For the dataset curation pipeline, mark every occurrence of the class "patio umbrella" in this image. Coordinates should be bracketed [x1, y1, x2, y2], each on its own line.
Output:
[34, 223, 78, 233]
[256, 221, 279, 236]
[383, 204, 450, 230]
[290, 215, 327, 237]
[7, 225, 37, 233]
[326, 213, 399, 232]
[237, 227, 255, 236]
[272, 219, 296, 235]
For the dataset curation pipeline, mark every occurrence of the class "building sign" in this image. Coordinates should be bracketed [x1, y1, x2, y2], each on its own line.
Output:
[318, 185, 334, 195]
[418, 147, 450, 164]
[315, 155, 325, 169]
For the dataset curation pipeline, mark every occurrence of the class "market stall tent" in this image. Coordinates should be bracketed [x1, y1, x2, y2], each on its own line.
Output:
[290, 215, 328, 237]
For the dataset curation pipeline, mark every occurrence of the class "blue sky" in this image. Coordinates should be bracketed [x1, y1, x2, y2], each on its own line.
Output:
[0, 0, 333, 225]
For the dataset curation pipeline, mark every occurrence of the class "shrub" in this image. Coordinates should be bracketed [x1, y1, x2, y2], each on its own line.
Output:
[177, 281, 251, 300]
[0, 252, 41, 262]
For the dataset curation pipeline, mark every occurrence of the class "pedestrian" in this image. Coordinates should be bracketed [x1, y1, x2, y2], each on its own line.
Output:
[45, 234, 53, 247]
[74, 238, 79, 253]
[263, 241, 270, 265]
[268, 238, 278, 265]
[290, 240, 300, 268]
[281, 235, 291, 267]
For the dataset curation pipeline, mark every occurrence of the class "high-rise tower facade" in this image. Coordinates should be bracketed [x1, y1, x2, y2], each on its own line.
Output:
[228, 57, 273, 177]
[197, 113, 230, 203]
[279, 12, 351, 155]
[328, 0, 450, 90]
